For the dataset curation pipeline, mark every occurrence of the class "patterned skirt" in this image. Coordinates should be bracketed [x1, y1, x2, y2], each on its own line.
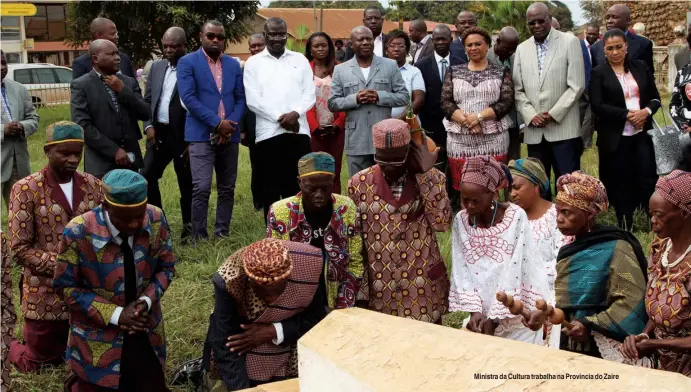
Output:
[447, 131, 509, 190]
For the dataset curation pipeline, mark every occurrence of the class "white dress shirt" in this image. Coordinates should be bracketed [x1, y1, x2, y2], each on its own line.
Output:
[391, 63, 425, 119]
[434, 52, 451, 81]
[413, 35, 431, 63]
[243, 48, 316, 143]
[104, 211, 152, 326]
[155, 64, 177, 125]
[374, 33, 384, 57]
[583, 39, 592, 61]
[58, 179, 73, 210]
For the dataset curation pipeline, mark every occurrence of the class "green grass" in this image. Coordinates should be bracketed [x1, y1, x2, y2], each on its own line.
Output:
[2, 98, 667, 391]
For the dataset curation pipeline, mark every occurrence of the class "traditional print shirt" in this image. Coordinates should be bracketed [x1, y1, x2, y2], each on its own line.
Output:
[388, 176, 406, 201]
[53, 205, 175, 389]
[203, 48, 226, 120]
[8, 168, 102, 321]
[646, 238, 691, 377]
[243, 48, 316, 143]
[1, 232, 16, 392]
[266, 193, 363, 309]
[348, 166, 451, 324]
[449, 203, 550, 344]
[536, 36, 550, 81]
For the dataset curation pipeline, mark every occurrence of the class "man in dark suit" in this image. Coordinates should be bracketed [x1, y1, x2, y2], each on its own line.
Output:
[449, 10, 477, 62]
[590, 4, 654, 73]
[72, 17, 134, 79]
[415, 25, 465, 173]
[345, 5, 388, 60]
[409, 19, 433, 64]
[71, 39, 149, 178]
[142, 27, 193, 240]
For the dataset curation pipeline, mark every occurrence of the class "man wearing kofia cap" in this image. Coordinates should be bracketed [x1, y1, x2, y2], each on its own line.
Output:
[8, 121, 102, 373]
[266, 152, 363, 310]
[348, 118, 451, 324]
[202, 238, 326, 390]
[54, 169, 175, 391]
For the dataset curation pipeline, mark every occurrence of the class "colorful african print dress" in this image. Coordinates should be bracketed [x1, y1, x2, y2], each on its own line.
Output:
[646, 238, 691, 377]
[441, 63, 515, 190]
[555, 225, 650, 363]
[1, 232, 17, 392]
[266, 193, 363, 309]
[348, 166, 451, 324]
[202, 241, 326, 390]
[449, 203, 550, 344]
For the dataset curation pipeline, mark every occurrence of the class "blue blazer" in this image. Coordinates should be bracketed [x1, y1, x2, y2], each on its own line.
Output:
[580, 40, 592, 87]
[177, 49, 246, 143]
[449, 38, 468, 63]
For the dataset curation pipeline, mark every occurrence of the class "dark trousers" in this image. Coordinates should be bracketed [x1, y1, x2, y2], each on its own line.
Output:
[599, 132, 656, 230]
[9, 319, 69, 372]
[189, 142, 239, 240]
[256, 133, 311, 220]
[507, 126, 521, 161]
[141, 123, 192, 238]
[528, 137, 583, 190]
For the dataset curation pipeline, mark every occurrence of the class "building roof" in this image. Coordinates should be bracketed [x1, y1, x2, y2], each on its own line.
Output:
[401, 21, 456, 33]
[256, 8, 400, 40]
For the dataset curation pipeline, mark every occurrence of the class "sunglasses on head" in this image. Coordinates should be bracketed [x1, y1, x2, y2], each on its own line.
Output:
[528, 19, 546, 26]
[205, 33, 226, 41]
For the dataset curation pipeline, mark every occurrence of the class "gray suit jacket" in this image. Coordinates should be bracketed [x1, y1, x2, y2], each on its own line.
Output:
[487, 48, 522, 128]
[1, 79, 39, 183]
[328, 56, 409, 156]
[513, 28, 585, 144]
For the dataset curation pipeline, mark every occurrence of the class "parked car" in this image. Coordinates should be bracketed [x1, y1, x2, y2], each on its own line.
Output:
[5, 63, 72, 107]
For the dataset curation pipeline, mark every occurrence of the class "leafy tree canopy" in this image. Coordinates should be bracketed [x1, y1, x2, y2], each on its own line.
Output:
[268, 1, 383, 10]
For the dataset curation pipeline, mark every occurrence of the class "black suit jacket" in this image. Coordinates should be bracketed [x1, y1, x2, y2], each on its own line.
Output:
[143, 59, 187, 154]
[415, 54, 466, 145]
[588, 59, 661, 153]
[70, 70, 150, 178]
[72, 51, 135, 79]
[449, 38, 469, 63]
[590, 33, 654, 74]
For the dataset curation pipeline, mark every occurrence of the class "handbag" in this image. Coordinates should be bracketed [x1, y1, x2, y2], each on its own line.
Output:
[648, 104, 685, 175]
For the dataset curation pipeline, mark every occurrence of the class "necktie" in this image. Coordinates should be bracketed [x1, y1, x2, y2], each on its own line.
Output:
[119, 234, 137, 304]
[440, 59, 448, 82]
[101, 75, 120, 113]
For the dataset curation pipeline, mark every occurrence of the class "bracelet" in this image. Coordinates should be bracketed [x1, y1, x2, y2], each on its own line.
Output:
[637, 333, 650, 339]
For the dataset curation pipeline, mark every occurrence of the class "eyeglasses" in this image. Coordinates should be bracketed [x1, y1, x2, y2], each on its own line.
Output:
[605, 44, 626, 52]
[387, 43, 406, 50]
[528, 19, 546, 26]
[265, 33, 288, 40]
[374, 147, 410, 167]
[205, 33, 226, 42]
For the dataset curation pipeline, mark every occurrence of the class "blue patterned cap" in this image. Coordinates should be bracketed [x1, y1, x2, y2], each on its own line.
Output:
[102, 169, 148, 207]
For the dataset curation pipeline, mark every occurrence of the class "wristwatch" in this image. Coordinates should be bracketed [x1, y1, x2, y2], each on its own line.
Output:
[477, 113, 484, 123]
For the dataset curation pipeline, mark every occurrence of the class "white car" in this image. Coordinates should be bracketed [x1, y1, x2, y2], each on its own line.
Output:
[5, 63, 72, 107]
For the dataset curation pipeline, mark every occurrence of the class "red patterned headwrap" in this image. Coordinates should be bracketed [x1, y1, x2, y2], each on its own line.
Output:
[655, 169, 691, 214]
[555, 171, 609, 215]
[460, 155, 509, 192]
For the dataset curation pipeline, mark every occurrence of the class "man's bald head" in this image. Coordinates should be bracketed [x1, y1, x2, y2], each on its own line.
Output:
[163, 26, 186, 44]
[350, 26, 373, 41]
[432, 24, 452, 38]
[551, 17, 560, 31]
[527, 2, 551, 42]
[248, 33, 266, 56]
[606, 4, 631, 31]
[431, 25, 453, 57]
[162, 27, 187, 65]
[495, 26, 520, 61]
[350, 26, 374, 59]
[89, 39, 120, 74]
[527, 2, 550, 17]
[455, 11, 477, 36]
[90, 17, 118, 44]
[409, 19, 428, 43]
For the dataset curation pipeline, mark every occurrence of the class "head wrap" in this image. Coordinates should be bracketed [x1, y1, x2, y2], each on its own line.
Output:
[508, 158, 550, 194]
[460, 156, 509, 192]
[372, 119, 411, 149]
[655, 169, 691, 214]
[102, 169, 148, 208]
[45, 121, 84, 146]
[555, 171, 609, 215]
[298, 152, 335, 178]
[241, 238, 292, 284]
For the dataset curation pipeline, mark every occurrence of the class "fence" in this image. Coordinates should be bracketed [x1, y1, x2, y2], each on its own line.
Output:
[26, 85, 71, 109]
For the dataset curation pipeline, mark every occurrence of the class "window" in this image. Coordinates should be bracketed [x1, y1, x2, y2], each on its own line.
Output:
[11, 68, 60, 85]
[55, 68, 72, 83]
[13, 69, 32, 84]
[1, 17, 21, 41]
[25, 5, 67, 41]
[4, 53, 21, 64]
[35, 68, 57, 84]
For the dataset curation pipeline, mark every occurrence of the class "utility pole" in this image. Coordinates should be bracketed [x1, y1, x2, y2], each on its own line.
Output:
[313, 0, 319, 34]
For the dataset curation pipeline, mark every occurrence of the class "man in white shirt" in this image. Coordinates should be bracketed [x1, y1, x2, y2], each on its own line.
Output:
[583, 24, 599, 62]
[409, 19, 433, 64]
[244, 17, 316, 219]
[386, 30, 425, 121]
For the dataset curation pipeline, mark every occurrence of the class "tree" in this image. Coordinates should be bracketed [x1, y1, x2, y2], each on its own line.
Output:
[579, 0, 604, 26]
[388, 1, 469, 24]
[65, 1, 259, 65]
[286, 24, 311, 54]
[268, 1, 383, 9]
[469, 1, 533, 40]
[549, 1, 574, 31]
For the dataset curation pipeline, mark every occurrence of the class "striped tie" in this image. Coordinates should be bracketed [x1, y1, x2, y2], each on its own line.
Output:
[440, 59, 448, 82]
[101, 75, 120, 112]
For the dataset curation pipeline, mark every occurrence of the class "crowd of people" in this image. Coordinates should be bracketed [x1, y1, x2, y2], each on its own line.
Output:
[1, 2, 691, 391]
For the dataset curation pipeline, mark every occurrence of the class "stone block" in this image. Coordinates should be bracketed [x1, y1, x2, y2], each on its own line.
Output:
[298, 308, 690, 391]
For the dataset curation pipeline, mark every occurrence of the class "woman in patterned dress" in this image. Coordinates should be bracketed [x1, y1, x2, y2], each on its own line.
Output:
[440, 27, 514, 192]
[621, 170, 691, 377]
[305, 32, 346, 194]
[1, 232, 17, 392]
[508, 158, 565, 348]
[449, 156, 550, 344]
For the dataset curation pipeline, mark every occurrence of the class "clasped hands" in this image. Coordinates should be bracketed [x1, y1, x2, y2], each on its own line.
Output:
[212, 120, 238, 145]
[451, 110, 482, 134]
[3, 121, 24, 138]
[356, 89, 379, 105]
[118, 299, 152, 334]
[530, 112, 553, 128]
[626, 109, 649, 130]
[225, 322, 277, 355]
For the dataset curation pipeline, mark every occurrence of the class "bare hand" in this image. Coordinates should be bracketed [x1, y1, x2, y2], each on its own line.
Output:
[3, 122, 19, 137]
[627, 109, 649, 129]
[466, 312, 486, 333]
[145, 127, 156, 146]
[407, 140, 438, 175]
[480, 318, 497, 336]
[621, 334, 646, 360]
[462, 113, 480, 129]
[365, 90, 379, 104]
[226, 323, 276, 354]
[451, 110, 466, 124]
[103, 75, 124, 94]
[565, 320, 589, 342]
[522, 309, 546, 331]
[119, 301, 149, 333]
[114, 148, 131, 166]
[278, 111, 299, 133]
[634, 338, 657, 358]
[530, 114, 546, 128]
[540, 112, 553, 124]
[217, 120, 237, 137]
